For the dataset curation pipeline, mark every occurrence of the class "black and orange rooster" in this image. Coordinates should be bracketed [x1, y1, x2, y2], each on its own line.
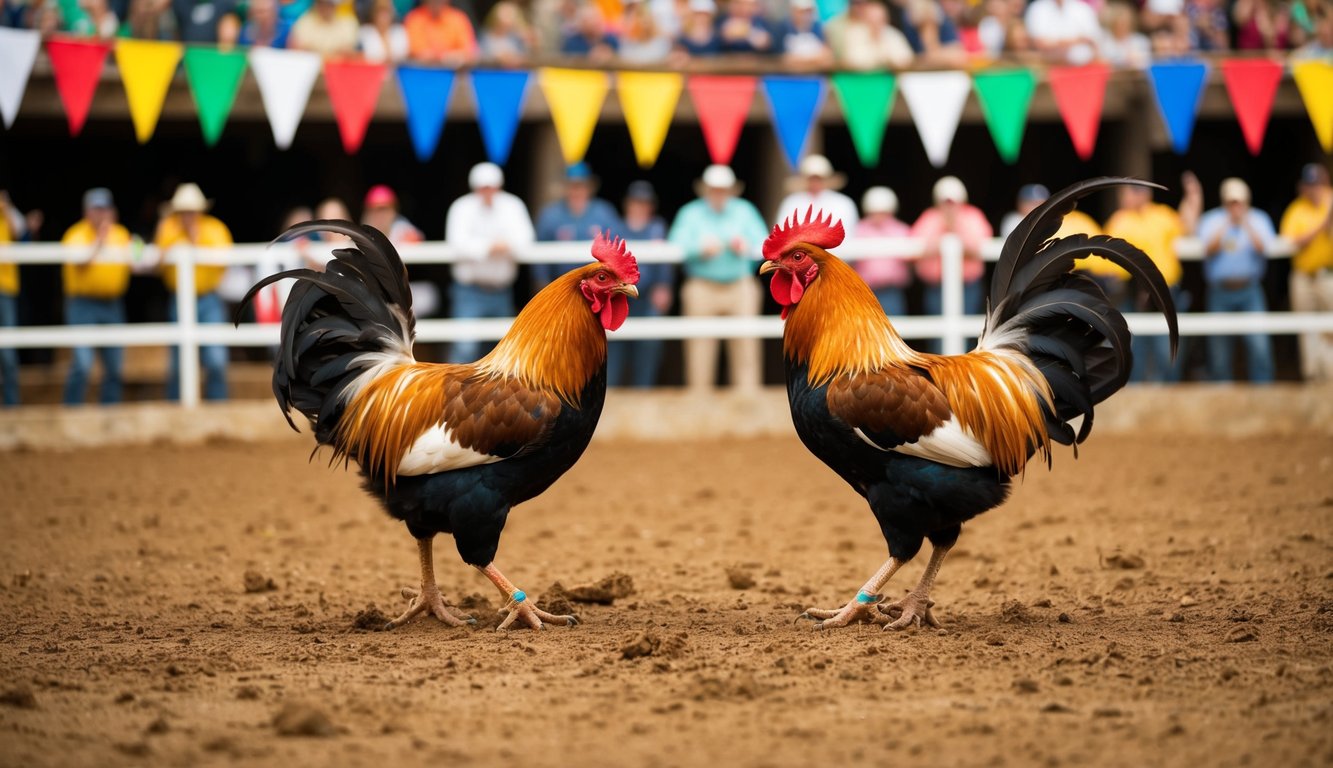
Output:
[240, 222, 639, 631]
[759, 179, 1178, 631]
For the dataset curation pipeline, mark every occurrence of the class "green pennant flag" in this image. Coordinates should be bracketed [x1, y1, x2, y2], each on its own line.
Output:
[972, 69, 1036, 164]
[182, 46, 248, 147]
[830, 72, 896, 167]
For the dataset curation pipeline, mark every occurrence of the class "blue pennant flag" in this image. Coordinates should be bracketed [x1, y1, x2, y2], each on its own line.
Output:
[762, 76, 826, 169]
[470, 69, 530, 165]
[397, 66, 454, 162]
[1147, 60, 1209, 155]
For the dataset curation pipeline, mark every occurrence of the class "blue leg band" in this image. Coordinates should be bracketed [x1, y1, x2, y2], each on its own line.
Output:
[855, 591, 876, 605]
[511, 590, 527, 603]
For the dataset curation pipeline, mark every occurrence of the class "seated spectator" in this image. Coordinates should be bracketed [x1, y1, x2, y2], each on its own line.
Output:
[1198, 178, 1276, 383]
[231, 0, 292, 47]
[1099, 2, 1151, 67]
[290, 0, 360, 55]
[533, 163, 623, 290]
[173, 0, 238, 42]
[19, 0, 62, 37]
[941, 0, 984, 53]
[619, 0, 673, 62]
[1233, 0, 1291, 48]
[977, 0, 1033, 55]
[60, 187, 132, 406]
[836, 0, 913, 70]
[912, 177, 992, 353]
[405, 0, 479, 65]
[607, 181, 673, 388]
[479, 0, 534, 64]
[69, 0, 118, 37]
[1186, 0, 1230, 51]
[121, 0, 179, 39]
[1024, 0, 1101, 63]
[1292, 0, 1331, 56]
[890, 0, 968, 65]
[560, 2, 618, 61]
[673, 0, 721, 57]
[776, 0, 833, 66]
[715, 0, 775, 54]
[1140, 0, 1189, 54]
[852, 186, 913, 317]
[360, 0, 409, 61]
[531, 0, 578, 53]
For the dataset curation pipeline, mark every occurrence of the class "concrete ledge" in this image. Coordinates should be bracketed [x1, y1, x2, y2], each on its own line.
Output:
[0, 384, 1330, 452]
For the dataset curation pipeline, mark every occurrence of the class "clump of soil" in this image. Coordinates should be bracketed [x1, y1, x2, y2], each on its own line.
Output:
[243, 570, 278, 593]
[1000, 600, 1035, 624]
[539, 583, 577, 616]
[725, 566, 756, 590]
[0, 686, 37, 709]
[620, 631, 689, 660]
[273, 702, 338, 737]
[351, 604, 390, 631]
[565, 572, 635, 604]
[1101, 553, 1145, 570]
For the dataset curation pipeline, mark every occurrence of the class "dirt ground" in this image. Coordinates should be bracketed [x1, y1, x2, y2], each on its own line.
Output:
[1, 433, 1331, 768]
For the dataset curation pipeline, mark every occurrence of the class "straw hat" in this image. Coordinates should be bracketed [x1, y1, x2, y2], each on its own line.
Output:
[784, 154, 847, 193]
[693, 164, 744, 197]
[169, 182, 212, 213]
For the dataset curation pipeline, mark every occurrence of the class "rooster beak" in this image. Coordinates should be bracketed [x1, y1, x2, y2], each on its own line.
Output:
[613, 283, 639, 298]
[758, 261, 779, 275]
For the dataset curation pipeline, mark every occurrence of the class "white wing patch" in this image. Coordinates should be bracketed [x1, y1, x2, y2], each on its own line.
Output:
[396, 423, 503, 476]
[856, 418, 994, 468]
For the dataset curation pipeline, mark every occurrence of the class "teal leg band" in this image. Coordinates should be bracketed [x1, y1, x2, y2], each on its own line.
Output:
[511, 590, 527, 603]
[855, 591, 876, 605]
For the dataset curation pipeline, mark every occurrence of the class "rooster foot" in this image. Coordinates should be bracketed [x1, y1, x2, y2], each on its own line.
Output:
[798, 592, 893, 630]
[384, 585, 477, 630]
[496, 594, 579, 631]
[881, 592, 940, 631]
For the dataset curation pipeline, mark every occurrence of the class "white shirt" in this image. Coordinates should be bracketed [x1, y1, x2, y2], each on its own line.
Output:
[773, 189, 861, 233]
[1025, 0, 1101, 63]
[359, 24, 410, 63]
[445, 191, 535, 289]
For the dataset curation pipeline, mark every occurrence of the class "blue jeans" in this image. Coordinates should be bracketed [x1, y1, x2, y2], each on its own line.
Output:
[921, 280, 983, 354]
[872, 286, 908, 318]
[1206, 282, 1274, 384]
[166, 292, 229, 401]
[0, 293, 18, 406]
[607, 303, 664, 388]
[1131, 285, 1183, 384]
[449, 283, 513, 364]
[64, 297, 126, 405]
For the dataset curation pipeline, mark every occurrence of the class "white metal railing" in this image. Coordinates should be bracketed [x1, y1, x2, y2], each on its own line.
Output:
[0, 235, 1328, 408]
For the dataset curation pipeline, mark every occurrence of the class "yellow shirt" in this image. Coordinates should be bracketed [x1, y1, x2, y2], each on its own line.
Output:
[156, 214, 232, 294]
[1280, 194, 1333, 275]
[0, 206, 16, 296]
[1102, 203, 1184, 286]
[60, 220, 133, 299]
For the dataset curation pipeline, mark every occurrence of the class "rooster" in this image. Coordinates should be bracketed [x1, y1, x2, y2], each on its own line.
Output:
[759, 179, 1178, 631]
[239, 222, 639, 631]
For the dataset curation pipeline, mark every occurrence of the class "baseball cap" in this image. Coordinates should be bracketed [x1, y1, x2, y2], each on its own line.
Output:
[861, 186, 898, 215]
[565, 162, 595, 183]
[625, 180, 657, 203]
[364, 184, 397, 208]
[1219, 177, 1250, 204]
[468, 162, 504, 190]
[1017, 183, 1050, 204]
[933, 176, 967, 205]
[83, 187, 113, 209]
[1299, 163, 1328, 185]
[798, 154, 835, 179]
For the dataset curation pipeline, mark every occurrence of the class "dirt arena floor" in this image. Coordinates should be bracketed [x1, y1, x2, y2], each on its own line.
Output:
[2, 432, 1331, 768]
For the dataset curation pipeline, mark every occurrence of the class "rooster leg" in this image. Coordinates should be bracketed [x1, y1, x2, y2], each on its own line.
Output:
[882, 542, 951, 630]
[384, 538, 477, 630]
[476, 563, 579, 631]
[798, 557, 904, 630]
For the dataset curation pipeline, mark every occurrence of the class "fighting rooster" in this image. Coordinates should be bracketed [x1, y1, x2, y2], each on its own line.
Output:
[759, 179, 1178, 631]
[240, 222, 639, 630]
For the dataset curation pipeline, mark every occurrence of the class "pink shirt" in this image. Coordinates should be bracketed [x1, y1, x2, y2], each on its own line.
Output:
[910, 205, 993, 285]
[852, 217, 913, 288]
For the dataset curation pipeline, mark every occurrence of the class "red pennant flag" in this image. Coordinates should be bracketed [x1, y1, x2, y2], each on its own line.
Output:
[1220, 58, 1282, 156]
[1047, 64, 1110, 161]
[45, 38, 112, 137]
[323, 59, 387, 154]
[687, 75, 757, 166]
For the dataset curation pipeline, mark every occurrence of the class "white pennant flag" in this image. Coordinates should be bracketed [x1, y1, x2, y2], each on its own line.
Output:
[0, 28, 41, 129]
[248, 47, 321, 150]
[899, 71, 972, 168]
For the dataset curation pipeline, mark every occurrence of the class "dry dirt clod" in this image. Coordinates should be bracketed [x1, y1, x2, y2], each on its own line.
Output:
[538, 583, 576, 616]
[1000, 600, 1034, 624]
[1102, 553, 1146, 570]
[351, 604, 390, 631]
[0, 686, 37, 709]
[725, 566, 757, 590]
[566, 572, 636, 605]
[243, 570, 278, 594]
[620, 630, 689, 660]
[273, 702, 338, 737]
[1225, 627, 1258, 643]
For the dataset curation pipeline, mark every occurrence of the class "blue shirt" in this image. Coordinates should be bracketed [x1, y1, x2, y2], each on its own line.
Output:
[532, 197, 624, 286]
[714, 15, 777, 54]
[668, 197, 769, 283]
[1198, 207, 1275, 285]
[560, 32, 619, 55]
[622, 217, 673, 294]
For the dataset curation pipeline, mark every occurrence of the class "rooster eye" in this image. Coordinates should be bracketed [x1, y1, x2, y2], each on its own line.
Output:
[793, 251, 807, 262]
[596, 272, 609, 282]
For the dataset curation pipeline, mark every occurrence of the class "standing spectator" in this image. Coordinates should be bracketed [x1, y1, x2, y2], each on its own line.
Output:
[668, 164, 768, 393]
[607, 181, 673, 387]
[479, 0, 533, 64]
[778, 0, 833, 67]
[405, 0, 479, 64]
[832, 0, 915, 68]
[60, 187, 132, 406]
[1003, 184, 1116, 302]
[1233, 0, 1291, 48]
[359, 0, 409, 61]
[1197, 178, 1276, 383]
[852, 186, 913, 317]
[773, 155, 859, 233]
[0, 193, 19, 407]
[289, 0, 359, 54]
[362, 185, 423, 245]
[672, 0, 720, 57]
[154, 183, 233, 402]
[1099, 2, 1152, 67]
[619, 0, 672, 62]
[1103, 173, 1202, 382]
[560, 3, 617, 61]
[532, 163, 623, 290]
[1292, 0, 1331, 57]
[1281, 163, 1333, 381]
[890, 0, 968, 65]
[1186, 0, 1230, 51]
[444, 162, 534, 364]
[173, 0, 237, 41]
[1024, 0, 1101, 63]
[911, 176, 992, 352]
[715, 0, 775, 54]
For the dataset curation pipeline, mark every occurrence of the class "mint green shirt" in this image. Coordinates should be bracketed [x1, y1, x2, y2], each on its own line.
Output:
[668, 197, 769, 284]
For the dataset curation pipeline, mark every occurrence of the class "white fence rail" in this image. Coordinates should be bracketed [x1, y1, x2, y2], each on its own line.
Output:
[1, 235, 1329, 408]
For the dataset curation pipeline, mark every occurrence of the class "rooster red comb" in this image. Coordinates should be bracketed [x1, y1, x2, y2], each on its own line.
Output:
[763, 206, 846, 261]
[591, 231, 640, 284]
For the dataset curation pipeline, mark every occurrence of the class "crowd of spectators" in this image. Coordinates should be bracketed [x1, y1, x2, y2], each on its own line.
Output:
[5, 0, 1330, 69]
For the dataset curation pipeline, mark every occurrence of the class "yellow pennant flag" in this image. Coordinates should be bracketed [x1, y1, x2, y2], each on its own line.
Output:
[115, 39, 183, 143]
[1293, 60, 1333, 153]
[539, 68, 610, 165]
[617, 71, 683, 168]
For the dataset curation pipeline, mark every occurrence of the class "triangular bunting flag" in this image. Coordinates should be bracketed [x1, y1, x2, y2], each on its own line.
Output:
[0, 28, 41, 129]
[617, 71, 683, 168]
[686, 75, 756, 166]
[45, 38, 112, 136]
[1220, 59, 1282, 156]
[114, 39, 183, 143]
[397, 66, 455, 162]
[248, 47, 321, 150]
[831, 72, 895, 167]
[324, 59, 387, 154]
[182, 47, 247, 147]
[1147, 59, 1209, 154]
[470, 69, 530, 165]
[899, 71, 971, 168]
[972, 68, 1036, 164]
[1292, 60, 1333, 154]
[539, 68, 610, 165]
[1047, 64, 1110, 160]
[762, 76, 825, 169]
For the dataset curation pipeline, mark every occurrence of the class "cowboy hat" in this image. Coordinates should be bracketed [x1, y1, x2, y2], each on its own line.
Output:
[169, 182, 212, 213]
[783, 154, 847, 194]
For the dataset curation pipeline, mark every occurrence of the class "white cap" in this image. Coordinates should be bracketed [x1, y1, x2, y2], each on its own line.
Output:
[798, 154, 835, 179]
[862, 186, 898, 215]
[468, 162, 504, 190]
[1220, 177, 1250, 204]
[688, 0, 715, 12]
[933, 175, 967, 205]
[701, 164, 737, 189]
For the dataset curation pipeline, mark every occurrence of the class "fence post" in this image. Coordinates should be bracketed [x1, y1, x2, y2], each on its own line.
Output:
[940, 234, 965, 356]
[175, 247, 200, 409]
